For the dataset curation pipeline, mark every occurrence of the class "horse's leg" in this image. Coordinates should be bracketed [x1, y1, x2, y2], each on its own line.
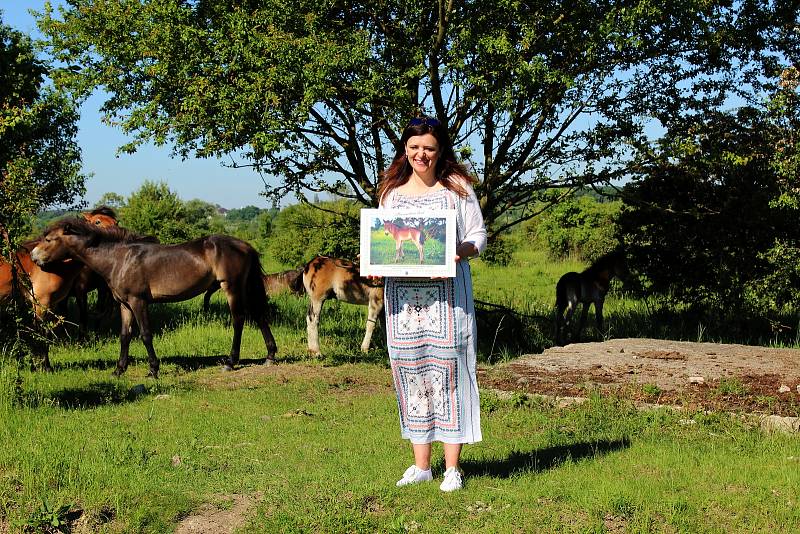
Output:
[394, 240, 403, 262]
[555, 301, 566, 346]
[127, 298, 160, 378]
[256, 315, 278, 365]
[415, 238, 424, 264]
[565, 301, 579, 343]
[577, 303, 590, 342]
[306, 297, 325, 357]
[134, 302, 160, 378]
[113, 304, 134, 377]
[75, 291, 88, 336]
[203, 281, 220, 312]
[360, 294, 382, 353]
[221, 282, 245, 371]
[594, 298, 605, 337]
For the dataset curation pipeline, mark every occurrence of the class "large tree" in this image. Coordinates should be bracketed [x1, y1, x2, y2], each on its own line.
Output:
[1, 16, 85, 383]
[38, 0, 789, 236]
[1, 18, 85, 246]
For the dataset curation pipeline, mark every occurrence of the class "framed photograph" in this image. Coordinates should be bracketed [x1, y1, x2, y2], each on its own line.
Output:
[360, 208, 456, 278]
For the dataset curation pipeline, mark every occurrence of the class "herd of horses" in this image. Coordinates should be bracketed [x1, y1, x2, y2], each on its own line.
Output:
[1, 207, 626, 376]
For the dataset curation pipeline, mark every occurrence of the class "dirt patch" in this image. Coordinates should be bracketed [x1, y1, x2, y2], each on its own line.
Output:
[175, 493, 262, 534]
[479, 338, 800, 417]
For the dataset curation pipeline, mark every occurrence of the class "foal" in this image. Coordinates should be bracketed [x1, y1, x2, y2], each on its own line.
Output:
[554, 249, 626, 346]
[302, 256, 384, 356]
[383, 221, 425, 263]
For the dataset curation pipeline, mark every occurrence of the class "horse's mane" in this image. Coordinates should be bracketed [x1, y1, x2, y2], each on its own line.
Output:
[46, 217, 157, 244]
[88, 205, 117, 218]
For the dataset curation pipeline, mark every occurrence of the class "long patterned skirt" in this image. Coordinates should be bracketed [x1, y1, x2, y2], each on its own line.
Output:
[385, 261, 482, 444]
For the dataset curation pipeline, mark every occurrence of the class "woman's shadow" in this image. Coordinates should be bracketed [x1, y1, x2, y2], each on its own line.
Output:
[459, 438, 630, 478]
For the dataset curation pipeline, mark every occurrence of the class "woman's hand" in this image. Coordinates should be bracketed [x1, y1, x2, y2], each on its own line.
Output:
[455, 242, 478, 262]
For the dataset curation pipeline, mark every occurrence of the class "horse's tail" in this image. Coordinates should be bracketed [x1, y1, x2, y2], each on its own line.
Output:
[245, 250, 270, 323]
[288, 266, 305, 296]
[417, 224, 426, 245]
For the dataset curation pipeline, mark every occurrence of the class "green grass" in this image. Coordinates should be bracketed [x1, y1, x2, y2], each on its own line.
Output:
[369, 229, 446, 266]
[2, 361, 799, 533]
[2, 245, 800, 532]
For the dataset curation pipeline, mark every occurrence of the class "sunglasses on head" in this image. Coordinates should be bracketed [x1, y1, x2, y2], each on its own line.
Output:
[408, 116, 440, 127]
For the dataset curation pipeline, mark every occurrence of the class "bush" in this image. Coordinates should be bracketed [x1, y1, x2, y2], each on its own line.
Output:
[266, 200, 360, 266]
[535, 194, 622, 261]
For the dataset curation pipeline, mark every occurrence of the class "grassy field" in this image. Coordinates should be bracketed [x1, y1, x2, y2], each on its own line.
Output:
[1, 250, 799, 532]
[369, 229, 446, 266]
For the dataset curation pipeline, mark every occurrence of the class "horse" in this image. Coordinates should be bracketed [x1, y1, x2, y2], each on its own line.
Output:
[302, 255, 384, 356]
[0, 208, 120, 370]
[202, 267, 305, 311]
[66, 206, 120, 332]
[31, 217, 277, 378]
[554, 249, 627, 346]
[383, 220, 425, 263]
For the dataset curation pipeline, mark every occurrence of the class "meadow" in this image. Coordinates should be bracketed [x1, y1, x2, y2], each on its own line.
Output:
[1, 249, 799, 532]
[369, 229, 446, 266]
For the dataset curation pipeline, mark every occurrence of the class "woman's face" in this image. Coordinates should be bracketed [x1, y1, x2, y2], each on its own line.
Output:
[405, 133, 440, 176]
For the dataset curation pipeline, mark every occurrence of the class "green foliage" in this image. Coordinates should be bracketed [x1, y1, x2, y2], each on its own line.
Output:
[715, 377, 749, 397]
[37, 0, 785, 233]
[267, 200, 360, 266]
[748, 67, 800, 311]
[535, 194, 622, 261]
[1, 18, 85, 403]
[119, 181, 194, 242]
[13, 499, 74, 533]
[480, 235, 514, 266]
[618, 107, 796, 312]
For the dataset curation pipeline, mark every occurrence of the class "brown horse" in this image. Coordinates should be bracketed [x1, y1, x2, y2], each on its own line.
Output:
[202, 267, 304, 311]
[383, 221, 425, 263]
[303, 256, 384, 356]
[67, 207, 120, 332]
[31, 217, 277, 377]
[555, 249, 627, 346]
[0, 208, 119, 349]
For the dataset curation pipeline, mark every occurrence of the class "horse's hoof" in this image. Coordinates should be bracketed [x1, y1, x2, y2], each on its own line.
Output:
[222, 363, 235, 372]
[112, 369, 124, 378]
[147, 371, 159, 379]
[263, 359, 275, 367]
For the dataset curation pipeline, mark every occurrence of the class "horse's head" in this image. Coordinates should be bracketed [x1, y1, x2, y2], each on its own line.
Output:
[30, 218, 95, 266]
[383, 220, 392, 235]
[81, 205, 118, 228]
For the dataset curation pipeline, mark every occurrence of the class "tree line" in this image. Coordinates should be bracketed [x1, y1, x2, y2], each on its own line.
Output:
[2, 3, 799, 362]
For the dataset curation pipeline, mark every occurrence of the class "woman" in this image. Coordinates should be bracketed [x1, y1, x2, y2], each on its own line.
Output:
[378, 116, 487, 492]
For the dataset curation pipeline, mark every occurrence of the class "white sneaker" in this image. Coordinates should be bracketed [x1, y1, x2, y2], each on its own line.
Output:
[439, 466, 463, 492]
[395, 465, 433, 487]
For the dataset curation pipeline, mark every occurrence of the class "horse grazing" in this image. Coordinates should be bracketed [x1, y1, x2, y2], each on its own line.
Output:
[383, 221, 425, 263]
[31, 218, 277, 377]
[555, 249, 626, 346]
[303, 256, 384, 356]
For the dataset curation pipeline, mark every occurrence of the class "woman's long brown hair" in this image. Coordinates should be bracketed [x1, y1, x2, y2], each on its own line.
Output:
[377, 119, 478, 204]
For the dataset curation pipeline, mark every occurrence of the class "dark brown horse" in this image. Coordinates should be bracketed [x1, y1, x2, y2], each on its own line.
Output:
[31, 218, 277, 377]
[66, 207, 120, 332]
[383, 221, 425, 263]
[202, 267, 304, 311]
[303, 256, 384, 356]
[555, 249, 626, 346]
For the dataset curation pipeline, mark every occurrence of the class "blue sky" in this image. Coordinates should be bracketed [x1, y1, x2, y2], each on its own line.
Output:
[3, 2, 278, 210]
